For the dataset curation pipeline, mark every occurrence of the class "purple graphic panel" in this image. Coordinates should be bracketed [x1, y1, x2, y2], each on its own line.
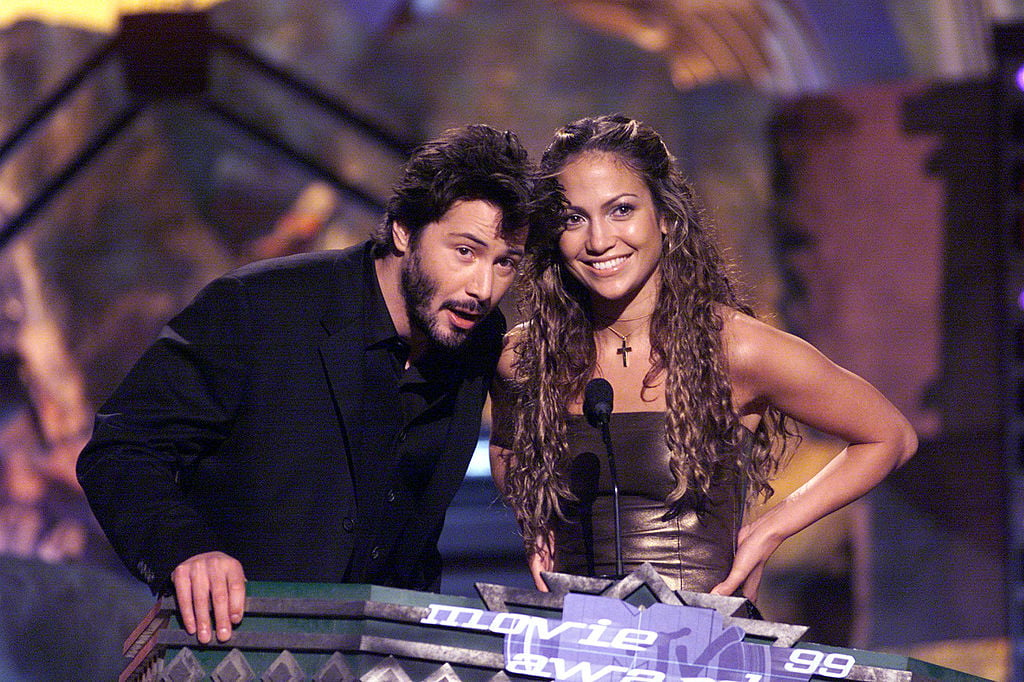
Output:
[503, 594, 849, 682]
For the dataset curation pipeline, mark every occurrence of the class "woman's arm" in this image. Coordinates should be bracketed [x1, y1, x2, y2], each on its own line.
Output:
[488, 332, 519, 498]
[488, 328, 557, 590]
[712, 310, 917, 601]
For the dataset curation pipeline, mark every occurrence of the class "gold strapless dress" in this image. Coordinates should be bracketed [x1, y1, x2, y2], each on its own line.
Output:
[553, 412, 744, 592]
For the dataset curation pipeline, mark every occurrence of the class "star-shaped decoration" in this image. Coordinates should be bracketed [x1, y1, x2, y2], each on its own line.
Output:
[476, 562, 808, 647]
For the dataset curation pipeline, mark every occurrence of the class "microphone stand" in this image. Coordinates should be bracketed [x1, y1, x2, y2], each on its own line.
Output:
[598, 419, 623, 578]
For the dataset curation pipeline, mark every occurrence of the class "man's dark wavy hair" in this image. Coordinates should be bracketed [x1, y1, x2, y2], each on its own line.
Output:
[371, 124, 538, 256]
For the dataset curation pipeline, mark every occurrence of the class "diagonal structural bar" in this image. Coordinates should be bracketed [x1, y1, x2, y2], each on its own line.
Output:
[211, 29, 417, 157]
[0, 35, 120, 165]
[0, 102, 143, 251]
[203, 99, 385, 213]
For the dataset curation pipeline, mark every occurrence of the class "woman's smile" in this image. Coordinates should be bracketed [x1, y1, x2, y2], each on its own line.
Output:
[587, 254, 632, 272]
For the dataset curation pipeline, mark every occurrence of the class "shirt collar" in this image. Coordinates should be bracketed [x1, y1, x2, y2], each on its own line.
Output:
[363, 252, 406, 354]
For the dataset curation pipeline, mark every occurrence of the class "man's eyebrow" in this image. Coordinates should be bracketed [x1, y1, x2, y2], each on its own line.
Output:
[451, 232, 488, 246]
[450, 232, 525, 257]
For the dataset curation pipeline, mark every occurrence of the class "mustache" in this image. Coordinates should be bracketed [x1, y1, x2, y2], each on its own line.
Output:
[442, 299, 489, 316]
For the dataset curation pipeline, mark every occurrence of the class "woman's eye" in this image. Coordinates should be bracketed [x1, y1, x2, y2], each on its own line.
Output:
[564, 214, 584, 228]
[612, 203, 634, 217]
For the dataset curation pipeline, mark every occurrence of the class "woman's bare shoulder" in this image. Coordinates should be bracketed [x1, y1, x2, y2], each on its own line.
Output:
[717, 306, 800, 410]
[718, 307, 777, 366]
[497, 321, 530, 380]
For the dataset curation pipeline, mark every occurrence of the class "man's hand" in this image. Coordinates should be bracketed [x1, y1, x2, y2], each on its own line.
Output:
[171, 551, 247, 643]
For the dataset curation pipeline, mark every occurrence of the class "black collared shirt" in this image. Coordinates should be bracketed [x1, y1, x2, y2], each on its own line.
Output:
[344, 258, 462, 586]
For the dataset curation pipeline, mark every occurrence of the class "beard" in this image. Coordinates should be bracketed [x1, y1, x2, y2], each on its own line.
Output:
[401, 247, 486, 350]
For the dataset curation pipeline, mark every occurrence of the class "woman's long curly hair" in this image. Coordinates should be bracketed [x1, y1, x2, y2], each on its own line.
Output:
[502, 115, 793, 555]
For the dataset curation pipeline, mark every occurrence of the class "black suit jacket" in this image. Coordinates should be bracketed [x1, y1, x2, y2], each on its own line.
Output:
[76, 242, 503, 593]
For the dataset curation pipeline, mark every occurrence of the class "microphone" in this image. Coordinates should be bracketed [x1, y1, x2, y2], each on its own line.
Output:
[569, 451, 601, 577]
[583, 378, 613, 427]
[568, 451, 601, 506]
[582, 378, 622, 578]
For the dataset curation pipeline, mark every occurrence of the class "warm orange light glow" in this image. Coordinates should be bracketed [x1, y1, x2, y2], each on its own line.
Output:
[0, 0, 225, 33]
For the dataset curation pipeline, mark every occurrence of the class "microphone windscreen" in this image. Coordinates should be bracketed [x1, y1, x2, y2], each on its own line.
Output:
[583, 378, 613, 428]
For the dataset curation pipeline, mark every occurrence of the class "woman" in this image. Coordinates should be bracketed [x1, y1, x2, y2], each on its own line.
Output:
[490, 114, 916, 601]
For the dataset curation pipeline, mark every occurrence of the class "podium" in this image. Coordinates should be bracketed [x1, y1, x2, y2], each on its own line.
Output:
[121, 564, 990, 681]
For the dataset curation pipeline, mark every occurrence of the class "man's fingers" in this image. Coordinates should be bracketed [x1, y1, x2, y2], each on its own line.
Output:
[172, 552, 247, 644]
[210, 569, 233, 642]
[228, 567, 247, 624]
[211, 557, 247, 640]
[189, 562, 213, 644]
[172, 569, 196, 635]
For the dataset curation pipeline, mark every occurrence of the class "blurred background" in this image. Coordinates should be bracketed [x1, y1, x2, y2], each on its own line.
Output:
[0, 0, 1018, 679]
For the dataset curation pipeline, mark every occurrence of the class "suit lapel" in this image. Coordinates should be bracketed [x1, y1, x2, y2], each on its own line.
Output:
[319, 320, 364, 473]
[317, 247, 374, 505]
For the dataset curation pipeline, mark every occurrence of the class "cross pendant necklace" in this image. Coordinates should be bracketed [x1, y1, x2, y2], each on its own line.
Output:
[605, 325, 632, 367]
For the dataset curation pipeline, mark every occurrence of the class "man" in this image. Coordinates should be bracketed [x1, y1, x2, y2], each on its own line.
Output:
[76, 125, 544, 644]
